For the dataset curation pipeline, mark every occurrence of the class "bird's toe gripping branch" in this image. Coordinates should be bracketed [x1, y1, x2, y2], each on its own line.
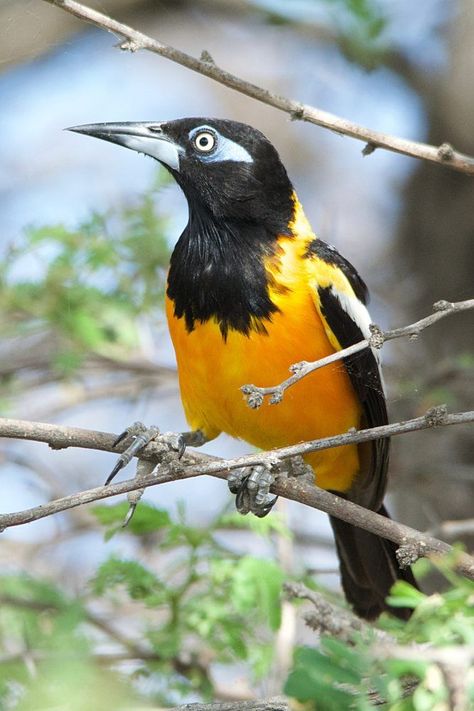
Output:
[106, 422, 187, 486]
[228, 464, 278, 518]
[106, 425, 209, 525]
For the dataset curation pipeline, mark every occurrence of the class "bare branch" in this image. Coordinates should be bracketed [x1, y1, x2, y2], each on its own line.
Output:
[167, 700, 290, 711]
[283, 582, 393, 643]
[42, 0, 474, 174]
[242, 299, 474, 408]
[0, 410, 473, 578]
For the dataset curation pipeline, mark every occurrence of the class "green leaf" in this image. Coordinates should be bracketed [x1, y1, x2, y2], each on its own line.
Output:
[91, 557, 166, 603]
[217, 510, 291, 538]
[285, 646, 356, 709]
[92, 502, 171, 536]
[321, 637, 369, 678]
[387, 580, 427, 608]
[295, 645, 361, 686]
[231, 556, 283, 631]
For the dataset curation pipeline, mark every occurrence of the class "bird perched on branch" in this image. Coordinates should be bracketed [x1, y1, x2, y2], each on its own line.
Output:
[70, 117, 417, 620]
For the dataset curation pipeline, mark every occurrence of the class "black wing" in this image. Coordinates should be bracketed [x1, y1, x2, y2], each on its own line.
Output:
[316, 279, 389, 510]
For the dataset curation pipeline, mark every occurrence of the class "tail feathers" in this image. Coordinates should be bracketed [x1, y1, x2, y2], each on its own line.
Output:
[330, 505, 418, 621]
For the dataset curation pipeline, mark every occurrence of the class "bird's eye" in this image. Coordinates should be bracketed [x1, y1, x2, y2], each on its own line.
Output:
[193, 130, 216, 153]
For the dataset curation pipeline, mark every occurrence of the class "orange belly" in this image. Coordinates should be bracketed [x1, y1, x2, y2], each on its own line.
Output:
[166, 287, 362, 492]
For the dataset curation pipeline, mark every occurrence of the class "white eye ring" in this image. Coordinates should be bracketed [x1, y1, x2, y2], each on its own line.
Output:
[193, 130, 216, 153]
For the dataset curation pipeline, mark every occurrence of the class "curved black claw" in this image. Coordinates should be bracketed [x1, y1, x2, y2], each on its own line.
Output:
[106, 460, 125, 486]
[122, 503, 137, 528]
[228, 466, 278, 518]
[159, 432, 186, 459]
[106, 422, 159, 485]
[253, 497, 278, 518]
[113, 428, 131, 448]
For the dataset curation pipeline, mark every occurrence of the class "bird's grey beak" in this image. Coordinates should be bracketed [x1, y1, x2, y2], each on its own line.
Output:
[66, 121, 183, 171]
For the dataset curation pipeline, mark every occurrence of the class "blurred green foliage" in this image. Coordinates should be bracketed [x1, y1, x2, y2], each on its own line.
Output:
[0, 502, 289, 708]
[285, 557, 474, 710]
[1, 502, 472, 709]
[0, 171, 171, 378]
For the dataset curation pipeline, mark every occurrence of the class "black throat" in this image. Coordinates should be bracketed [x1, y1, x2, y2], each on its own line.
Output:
[167, 203, 290, 338]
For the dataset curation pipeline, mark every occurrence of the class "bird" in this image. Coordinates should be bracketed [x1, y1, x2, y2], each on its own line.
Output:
[69, 117, 417, 620]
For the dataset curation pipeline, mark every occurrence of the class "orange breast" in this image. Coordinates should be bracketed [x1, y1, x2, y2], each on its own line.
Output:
[165, 240, 362, 492]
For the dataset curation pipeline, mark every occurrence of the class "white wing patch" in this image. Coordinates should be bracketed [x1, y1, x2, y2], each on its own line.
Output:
[330, 285, 385, 390]
[330, 286, 372, 341]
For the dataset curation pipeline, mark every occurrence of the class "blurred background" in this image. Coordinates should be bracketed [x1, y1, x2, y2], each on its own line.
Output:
[0, 0, 473, 708]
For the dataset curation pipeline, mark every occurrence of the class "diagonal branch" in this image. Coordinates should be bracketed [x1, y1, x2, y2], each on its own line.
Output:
[0, 410, 473, 578]
[241, 299, 474, 408]
[43, 0, 474, 174]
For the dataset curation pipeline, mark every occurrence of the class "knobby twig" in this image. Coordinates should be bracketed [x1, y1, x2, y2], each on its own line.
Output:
[283, 582, 393, 643]
[43, 0, 474, 174]
[167, 700, 290, 711]
[0, 410, 473, 578]
[241, 299, 474, 408]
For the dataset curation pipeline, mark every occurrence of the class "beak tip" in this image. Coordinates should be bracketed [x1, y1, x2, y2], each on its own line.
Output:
[65, 125, 89, 134]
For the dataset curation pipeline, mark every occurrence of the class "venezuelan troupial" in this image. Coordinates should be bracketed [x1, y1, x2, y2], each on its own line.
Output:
[70, 118, 417, 620]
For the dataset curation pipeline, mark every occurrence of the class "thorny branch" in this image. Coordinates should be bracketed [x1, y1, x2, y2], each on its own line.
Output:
[0, 409, 473, 578]
[241, 299, 474, 408]
[43, 0, 474, 174]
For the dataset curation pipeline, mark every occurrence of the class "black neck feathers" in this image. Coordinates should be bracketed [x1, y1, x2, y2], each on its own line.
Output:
[167, 203, 291, 338]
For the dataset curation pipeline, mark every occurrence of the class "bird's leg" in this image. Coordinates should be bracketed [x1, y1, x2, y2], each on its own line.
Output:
[110, 426, 208, 527]
[228, 463, 278, 518]
[106, 423, 208, 485]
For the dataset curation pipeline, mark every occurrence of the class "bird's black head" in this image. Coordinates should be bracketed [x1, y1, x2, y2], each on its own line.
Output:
[68, 117, 297, 336]
[68, 117, 294, 233]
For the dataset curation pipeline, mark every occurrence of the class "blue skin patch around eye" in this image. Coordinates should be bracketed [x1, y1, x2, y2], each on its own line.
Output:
[188, 126, 253, 164]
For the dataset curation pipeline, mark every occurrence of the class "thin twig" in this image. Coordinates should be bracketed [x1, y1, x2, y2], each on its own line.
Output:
[43, 0, 474, 174]
[0, 410, 473, 578]
[241, 299, 474, 408]
[283, 582, 393, 643]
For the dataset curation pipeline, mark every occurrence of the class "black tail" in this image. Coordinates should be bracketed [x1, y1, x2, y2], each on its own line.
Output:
[329, 505, 418, 621]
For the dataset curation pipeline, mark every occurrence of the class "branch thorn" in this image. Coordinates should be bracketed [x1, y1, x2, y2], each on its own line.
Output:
[200, 49, 215, 65]
[118, 39, 143, 52]
[362, 142, 377, 156]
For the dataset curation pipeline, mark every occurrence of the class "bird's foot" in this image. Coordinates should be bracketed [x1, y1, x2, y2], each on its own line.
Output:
[228, 464, 278, 518]
[122, 459, 155, 528]
[106, 422, 186, 485]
